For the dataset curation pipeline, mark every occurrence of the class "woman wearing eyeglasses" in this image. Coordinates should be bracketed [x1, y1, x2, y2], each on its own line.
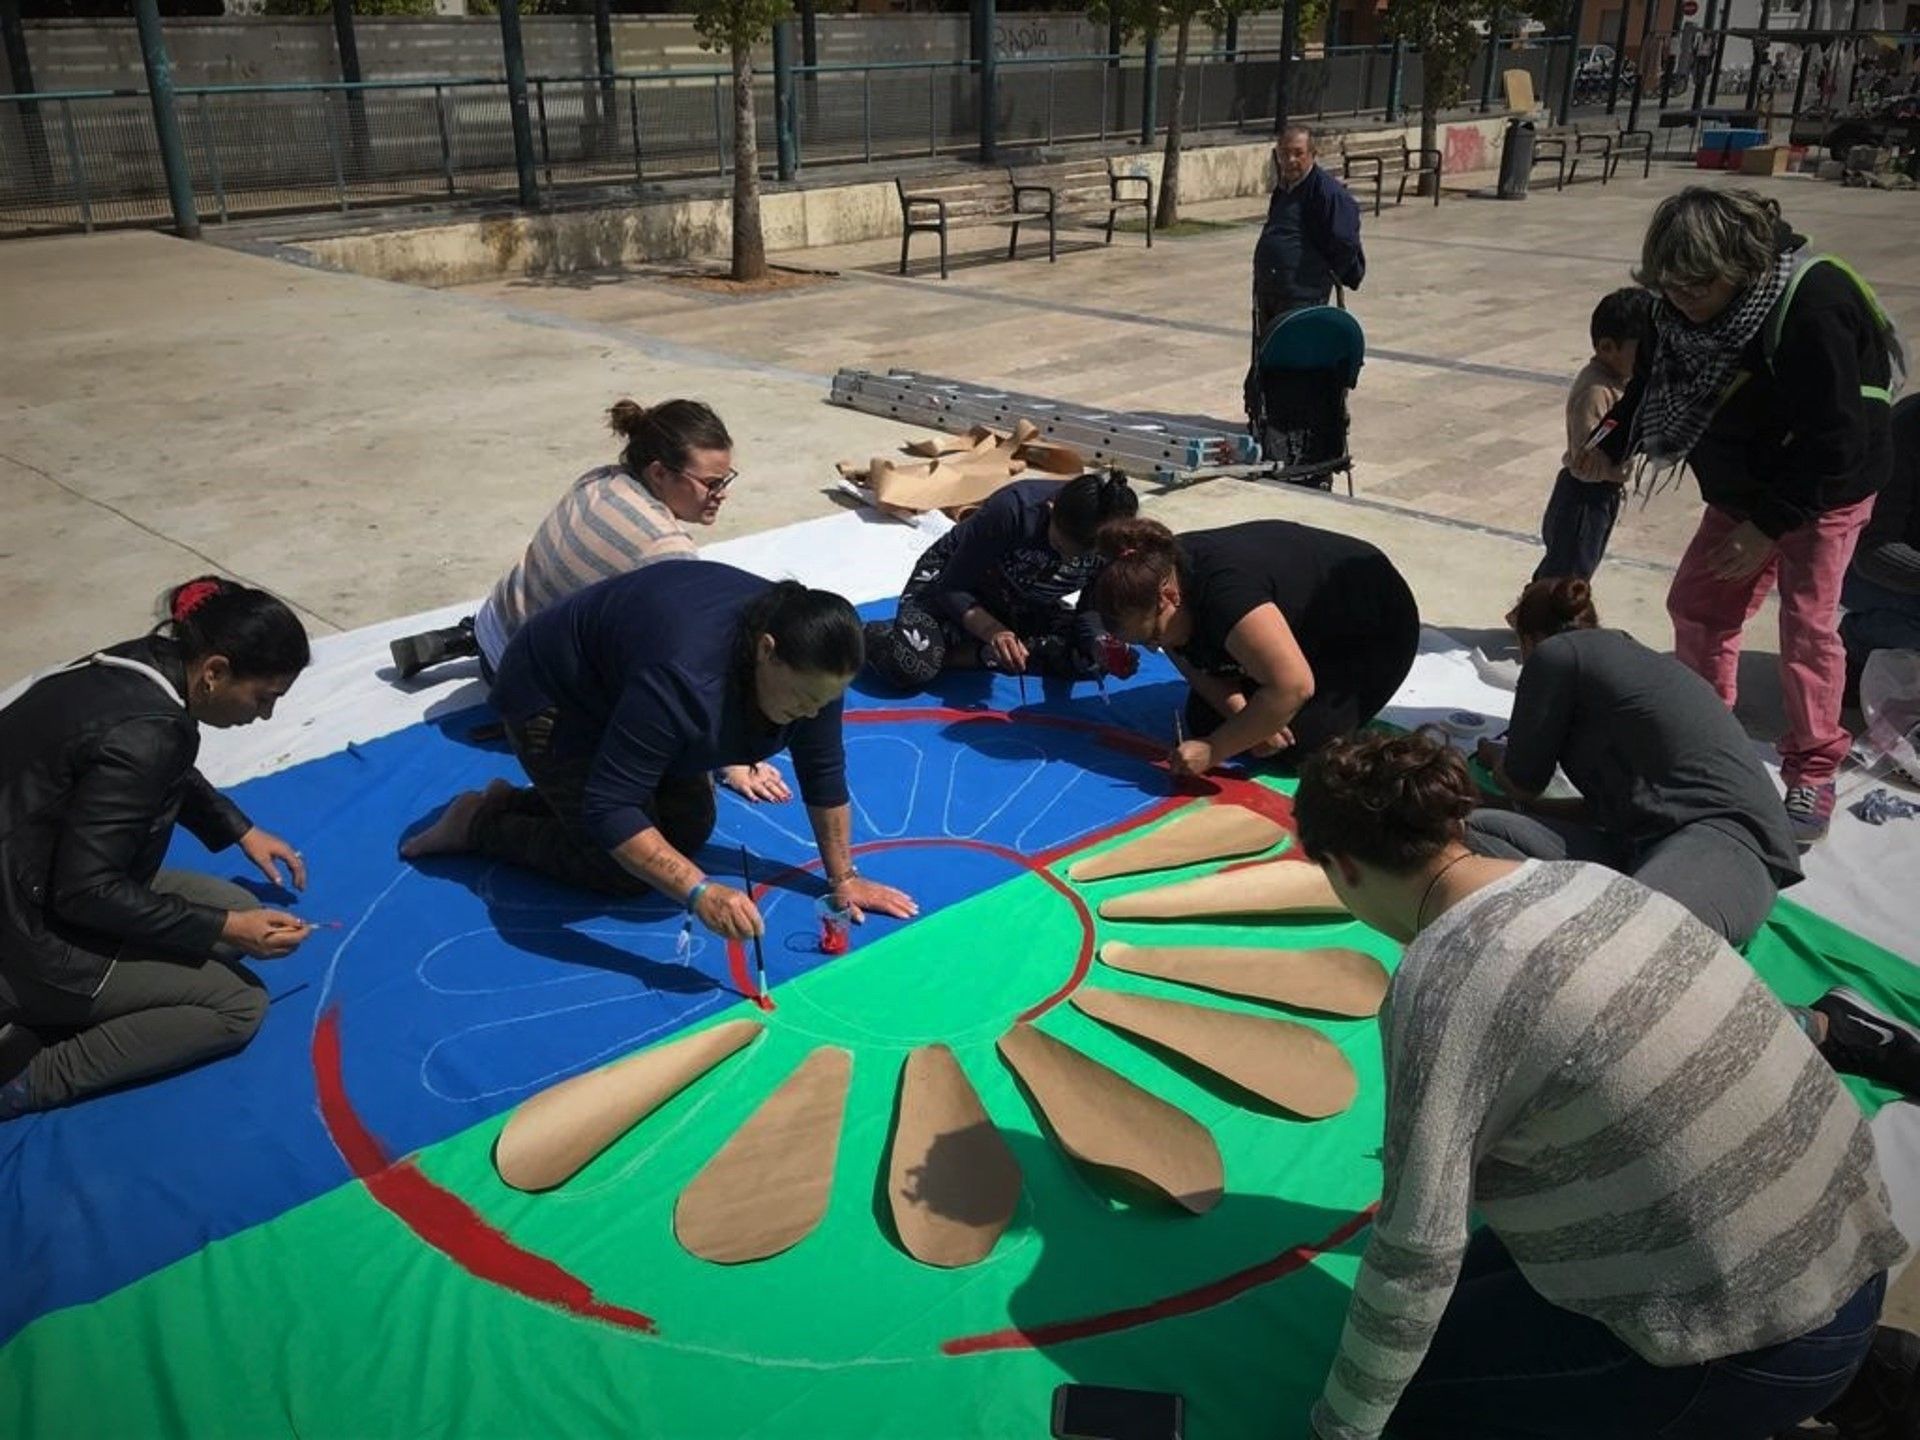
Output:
[388, 399, 785, 804]
[1091, 516, 1419, 776]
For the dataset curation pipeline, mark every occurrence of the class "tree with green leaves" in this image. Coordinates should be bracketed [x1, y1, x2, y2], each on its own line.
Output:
[1383, 0, 1563, 197]
[693, 0, 790, 281]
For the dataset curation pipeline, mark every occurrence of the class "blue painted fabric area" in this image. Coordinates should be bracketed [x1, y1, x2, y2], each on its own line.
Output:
[0, 622, 1190, 1345]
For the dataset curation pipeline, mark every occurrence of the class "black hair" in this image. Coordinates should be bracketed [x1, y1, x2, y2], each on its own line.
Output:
[1051, 470, 1140, 549]
[734, 580, 864, 678]
[607, 398, 733, 476]
[1590, 287, 1654, 350]
[1294, 730, 1477, 874]
[156, 576, 311, 679]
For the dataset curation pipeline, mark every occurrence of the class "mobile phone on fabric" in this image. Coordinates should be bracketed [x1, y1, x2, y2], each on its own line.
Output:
[1049, 1383, 1184, 1440]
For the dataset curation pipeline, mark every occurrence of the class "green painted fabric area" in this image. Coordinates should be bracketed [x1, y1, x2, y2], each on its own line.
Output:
[4, 793, 1915, 1440]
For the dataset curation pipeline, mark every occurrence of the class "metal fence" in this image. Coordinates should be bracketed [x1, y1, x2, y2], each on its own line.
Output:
[1, 39, 1574, 237]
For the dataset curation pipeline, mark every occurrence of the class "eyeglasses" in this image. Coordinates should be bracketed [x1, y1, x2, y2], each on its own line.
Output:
[673, 466, 738, 496]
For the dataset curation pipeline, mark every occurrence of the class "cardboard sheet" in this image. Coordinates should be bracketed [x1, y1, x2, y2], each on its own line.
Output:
[674, 1046, 852, 1264]
[494, 1019, 763, 1192]
[1098, 859, 1347, 922]
[996, 1022, 1223, 1214]
[888, 1044, 1022, 1268]
[1099, 941, 1389, 1018]
[1070, 989, 1358, 1119]
[1067, 805, 1287, 883]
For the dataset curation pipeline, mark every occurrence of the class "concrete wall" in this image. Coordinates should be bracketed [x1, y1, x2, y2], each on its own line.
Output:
[291, 114, 1512, 287]
[3, 12, 1268, 94]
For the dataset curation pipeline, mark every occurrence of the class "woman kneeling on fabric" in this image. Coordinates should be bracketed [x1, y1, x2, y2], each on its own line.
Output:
[0, 578, 314, 1121]
[401, 560, 917, 940]
[1296, 729, 1911, 1440]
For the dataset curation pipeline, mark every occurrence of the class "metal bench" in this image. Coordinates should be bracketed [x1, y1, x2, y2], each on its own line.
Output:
[896, 173, 1020, 280]
[1533, 119, 1654, 189]
[1007, 157, 1154, 263]
[1340, 135, 1443, 215]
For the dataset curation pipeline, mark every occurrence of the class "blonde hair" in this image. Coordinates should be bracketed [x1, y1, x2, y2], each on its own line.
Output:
[1633, 186, 1781, 292]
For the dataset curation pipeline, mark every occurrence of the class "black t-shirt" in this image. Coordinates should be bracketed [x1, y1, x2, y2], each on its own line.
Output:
[1173, 520, 1406, 678]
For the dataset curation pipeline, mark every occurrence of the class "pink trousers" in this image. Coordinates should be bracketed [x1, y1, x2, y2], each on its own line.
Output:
[1667, 498, 1875, 787]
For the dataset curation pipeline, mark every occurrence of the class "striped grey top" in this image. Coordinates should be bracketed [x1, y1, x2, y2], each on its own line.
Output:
[478, 465, 696, 663]
[1312, 860, 1907, 1440]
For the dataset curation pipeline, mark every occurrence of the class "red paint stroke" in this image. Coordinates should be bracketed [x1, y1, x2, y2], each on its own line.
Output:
[941, 1205, 1377, 1356]
[312, 1009, 658, 1335]
[723, 835, 1101, 1023]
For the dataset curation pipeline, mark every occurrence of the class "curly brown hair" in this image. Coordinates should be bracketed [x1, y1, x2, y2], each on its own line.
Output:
[1294, 730, 1477, 873]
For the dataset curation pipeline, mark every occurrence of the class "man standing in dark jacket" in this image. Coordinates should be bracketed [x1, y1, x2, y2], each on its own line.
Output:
[1245, 125, 1366, 420]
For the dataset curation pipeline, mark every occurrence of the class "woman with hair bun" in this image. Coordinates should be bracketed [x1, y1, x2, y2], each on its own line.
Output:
[387, 400, 786, 804]
[864, 471, 1141, 691]
[1295, 729, 1908, 1440]
[0, 577, 313, 1120]
[1090, 516, 1418, 771]
[402, 561, 917, 943]
[1471, 576, 1799, 948]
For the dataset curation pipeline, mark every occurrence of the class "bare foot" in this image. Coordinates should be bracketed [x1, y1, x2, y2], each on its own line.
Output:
[400, 789, 490, 859]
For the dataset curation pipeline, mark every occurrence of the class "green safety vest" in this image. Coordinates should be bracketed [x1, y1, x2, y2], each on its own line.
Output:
[1764, 252, 1907, 405]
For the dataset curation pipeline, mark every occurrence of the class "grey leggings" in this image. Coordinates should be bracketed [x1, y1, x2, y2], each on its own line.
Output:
[4, 871, 268, 1110]
[1465, 810, 1779, 947]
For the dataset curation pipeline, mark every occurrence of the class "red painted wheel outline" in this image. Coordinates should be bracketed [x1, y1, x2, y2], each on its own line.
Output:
[311, 705, 1370, 1354]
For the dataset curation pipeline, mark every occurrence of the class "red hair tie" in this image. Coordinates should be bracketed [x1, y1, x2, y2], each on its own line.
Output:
[1116, 546, 1139, 559]
[172, 579, 221, 622]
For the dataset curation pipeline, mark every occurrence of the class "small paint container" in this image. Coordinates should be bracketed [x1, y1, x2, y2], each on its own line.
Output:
[1439, 709, 1491, 739]
[816, 895, 851, 955]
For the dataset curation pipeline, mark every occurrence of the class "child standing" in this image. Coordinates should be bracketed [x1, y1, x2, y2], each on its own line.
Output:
[1534, 288, 1653, 582]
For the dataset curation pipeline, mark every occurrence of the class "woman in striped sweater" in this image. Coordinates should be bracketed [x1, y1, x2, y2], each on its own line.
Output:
[1294, 730, 1911, 1440]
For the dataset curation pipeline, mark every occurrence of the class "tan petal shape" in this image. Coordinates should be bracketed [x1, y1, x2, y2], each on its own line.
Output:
[675, 1046, 852, 1264]
[996, 1022, 1222, 1214]
[1097, 858, 1347, 922]
[888, 1045, 1022, 1268]
[494, 1019, 762, 1192]
[1067, 805, 1287, 883]
[1100, 941, 1388, 1018]
[1070, 988, 1358, 1119]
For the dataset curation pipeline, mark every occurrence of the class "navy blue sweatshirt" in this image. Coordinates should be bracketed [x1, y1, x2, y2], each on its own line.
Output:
[1252, 163, 1366, 311]
[490, 562, 849, 851]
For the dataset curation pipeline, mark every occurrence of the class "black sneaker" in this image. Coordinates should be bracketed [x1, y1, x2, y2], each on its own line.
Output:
[1818, 1324, 1920, 1439]
[1814, 989, 1920, 1097]
[388, 619, 478, 681]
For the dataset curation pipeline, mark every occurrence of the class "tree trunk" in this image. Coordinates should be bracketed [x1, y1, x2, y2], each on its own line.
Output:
[730, 38, 767, 282]
[1419, 98, 1440, 198]
[1155, 14, 1192, 229]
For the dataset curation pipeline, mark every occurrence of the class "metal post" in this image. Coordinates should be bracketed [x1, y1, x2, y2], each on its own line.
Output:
[133, 0, 199, 239]
[1224, 13, 1238, 59]
[1843, 0, 1864, 105]
[434, 83, 456, 196]
[1743, 0, 1769, 115]
[977, 0, 997, 162]
[630, 77, 644, 179]
[2, 0, 52, 186]
[496, 0, 539, 207]
[592, 0, 615, 154]
[1559, 0, 1584, 122]
[1607, 0, 1629, 112]
[1385, 36, 1406, 122]
[1689, 0, 1716, 112]
[713, 74, 726, 175]
[58, 97, 92, 232]
[773, 20, 797, 179]
[195, 92, 227, 222]
[1141, 31, 1159, 143]
[1789, 40, 1811, 134]
[1480, 2, 1502, 112]
[534, 78, 552, 186]
[1658, 0, 1677, 110]
[1108, 10, 1122, 68]
[1099, 59, 1109, 139]
[1629, 0, 1660, 131]
[1046, 58, 1056, 144]
[319, 89, 348, 211]
[1706, 3, 1727, 106]
[863, 66, 872, 163]
[1274, 0, 1299, 132]
[329, 0, 370, 180]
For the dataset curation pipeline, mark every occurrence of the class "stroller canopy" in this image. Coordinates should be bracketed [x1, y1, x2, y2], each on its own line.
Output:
[1258, 305, 1367, 392]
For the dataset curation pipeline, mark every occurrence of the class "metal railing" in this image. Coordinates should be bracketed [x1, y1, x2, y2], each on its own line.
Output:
[1, 38, 1578, 238]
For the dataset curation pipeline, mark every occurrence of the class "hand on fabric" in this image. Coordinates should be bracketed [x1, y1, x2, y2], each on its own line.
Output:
[986, 630, 1030, 674]
[836, 876, 919, 924]
[1250, 727, 1296, 758]
[719, 762, 792, 804]
[1475, 738, 1506, 772]
[238, 826, 306, 891]
[222, 908, 311, 959]
[1704, 520, 1777, 581]
[695, 883, 765, 940]
[1168, 740, 1217, 778]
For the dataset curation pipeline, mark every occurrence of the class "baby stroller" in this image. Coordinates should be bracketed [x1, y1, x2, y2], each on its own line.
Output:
[1248, 304, 1365, 493]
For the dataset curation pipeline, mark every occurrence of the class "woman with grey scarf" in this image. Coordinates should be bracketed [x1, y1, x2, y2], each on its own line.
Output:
[1629, 187, 1901, 845]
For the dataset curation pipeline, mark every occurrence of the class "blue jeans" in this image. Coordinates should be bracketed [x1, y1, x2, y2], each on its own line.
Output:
[1841, 570, 1920, 660]
[1386, 1229, 1884, 1440]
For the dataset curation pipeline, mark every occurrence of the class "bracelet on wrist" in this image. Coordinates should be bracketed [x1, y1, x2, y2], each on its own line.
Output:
[826, 865, 859, 891]
[685, 880, 712, 913]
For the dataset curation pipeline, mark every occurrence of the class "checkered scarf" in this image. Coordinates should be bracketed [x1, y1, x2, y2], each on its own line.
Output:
[1630, 246, 1799, 482]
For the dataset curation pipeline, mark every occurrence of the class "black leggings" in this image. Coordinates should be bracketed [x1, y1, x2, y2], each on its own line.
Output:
[470, 710, 717, 897]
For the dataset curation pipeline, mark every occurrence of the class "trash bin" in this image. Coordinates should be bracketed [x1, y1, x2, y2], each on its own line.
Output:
[1497, 117, 1536, 199]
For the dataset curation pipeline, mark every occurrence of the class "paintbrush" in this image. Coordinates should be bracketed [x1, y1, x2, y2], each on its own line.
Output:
[1173, 708, 1185, 748]
[740, 843, 767, 998]
[1017, 671, 1029, 707]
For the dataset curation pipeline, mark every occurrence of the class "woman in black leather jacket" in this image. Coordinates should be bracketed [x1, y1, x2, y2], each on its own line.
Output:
[0, 577, 313, 1121]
